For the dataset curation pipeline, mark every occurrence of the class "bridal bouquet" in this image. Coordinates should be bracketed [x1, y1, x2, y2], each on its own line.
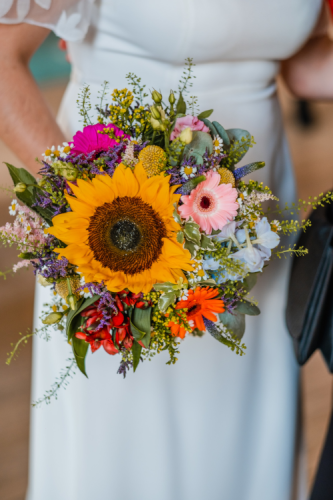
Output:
[2, 60, 329, 397]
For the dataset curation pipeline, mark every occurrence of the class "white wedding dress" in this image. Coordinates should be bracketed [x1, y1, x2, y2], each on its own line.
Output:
[1, 1, 323, 499]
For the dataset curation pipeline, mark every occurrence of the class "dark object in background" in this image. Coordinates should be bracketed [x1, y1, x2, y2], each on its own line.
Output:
[287, 198, 333, 499]
[295, 100, 316, 128]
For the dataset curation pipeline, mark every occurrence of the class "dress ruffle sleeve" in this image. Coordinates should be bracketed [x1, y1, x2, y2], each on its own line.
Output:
[0, 0, 94, 41]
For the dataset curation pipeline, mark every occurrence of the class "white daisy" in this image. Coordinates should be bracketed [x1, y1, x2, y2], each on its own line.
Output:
[59, 142, 73, 158]
[180, 164, 197, 180]
[213, 135, 223, 155]
[9, 199, 18, 216]
[79, 276, 92, 298]
[25, 223, 32, 234]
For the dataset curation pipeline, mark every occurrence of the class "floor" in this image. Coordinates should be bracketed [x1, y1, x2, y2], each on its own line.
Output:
[0, 83, 332, 499]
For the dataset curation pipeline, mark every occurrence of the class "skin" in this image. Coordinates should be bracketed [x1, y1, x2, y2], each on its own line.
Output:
[0, 4, 331, 175]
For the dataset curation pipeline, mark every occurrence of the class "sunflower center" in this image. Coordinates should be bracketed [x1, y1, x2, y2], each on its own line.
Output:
[110, 220, 141, 251]
[88, 196, 167, 275]
[200, 196, 211, 209]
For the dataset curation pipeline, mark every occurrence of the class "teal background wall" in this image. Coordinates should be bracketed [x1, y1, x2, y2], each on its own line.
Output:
[29, 33, 71, 84]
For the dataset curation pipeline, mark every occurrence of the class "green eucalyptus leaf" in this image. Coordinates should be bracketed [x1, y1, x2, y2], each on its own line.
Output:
[132, 341, 142, 372]
[242, 273, 258, 292]
[201, 118, 218, 138]
[235, 300, 260, 316]
[6, 163, 36, 208]
[212, 121, 231, 147]
[197, 109, 213, 120]
[226, 129, 252, 163]
[176, 92, 186, 115]
[72, 333, 89, 377]
[183, 131, 213, 162]
[158, 292, 176, 313]
[219, 309, 246, 340]
[177, 231, 184, 244]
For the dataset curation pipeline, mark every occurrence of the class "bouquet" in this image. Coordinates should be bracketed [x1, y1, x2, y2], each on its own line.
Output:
[2, 61, 331, 404]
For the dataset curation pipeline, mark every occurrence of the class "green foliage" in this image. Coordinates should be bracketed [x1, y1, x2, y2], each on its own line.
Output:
[178, 57, 196, 96]
[220, 130, 254, 170]
[126, 73, 149, 105]
[77, 85, 92, 126]
[32, 358, 76, 407]
[132, 341, 142, 372]
[275, 245, 308, 259]
[176, 92, 186, 115]
[235, 300, 260, 316]
[212, 121, 231, 147]
[197, 109, 213, 120]
[131, 307, 151, 348]
[5, 162, 54, 224]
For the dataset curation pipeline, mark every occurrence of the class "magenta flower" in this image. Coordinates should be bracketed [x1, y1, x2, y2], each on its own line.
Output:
[70, 123, 130, 156]
[178, 172, 239, 234]
[170, 115, 210, 141]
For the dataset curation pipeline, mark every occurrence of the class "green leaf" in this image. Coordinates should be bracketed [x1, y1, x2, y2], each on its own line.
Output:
[242, 273, 258, 293]
[131, 307, 151, 348]
[184, 221, 201, 245]
[184, 240, 198, 258]
[219, 310, 246, 340]
[200, 234, 215, 251]
[180, 175, 206, 194]
[201, 118, 218, 138]
[5, 163, 54, 224]
[66, 295, 99, 340]
[211, 121, 231, 147]
[132, 341, 142, 372]
[226, 129, 252, 162]
[158, 292, 176, 313]
[5, 163, 36, 207]
[154, 282, 176, 293]
[235, 300, 260, 316]
[183, 131, 214, 162]
[72, 334, 89, 377]
[177, 231, 184, 244]
[176, 92, 186, 115]
[197, 109, 213, 120]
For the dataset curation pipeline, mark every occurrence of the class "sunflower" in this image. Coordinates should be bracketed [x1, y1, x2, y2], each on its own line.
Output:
[176, 287, 225, 331]
[48, 163, 193, 293]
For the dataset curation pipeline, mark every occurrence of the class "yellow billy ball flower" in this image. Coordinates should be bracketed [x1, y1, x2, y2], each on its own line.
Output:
[217, 167, 236, 188]
[55, 276, 81, 300]
[138, 145, 167, 178]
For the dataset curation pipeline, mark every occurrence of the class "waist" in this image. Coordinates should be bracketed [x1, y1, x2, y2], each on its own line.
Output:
[68, 44, 279, 104]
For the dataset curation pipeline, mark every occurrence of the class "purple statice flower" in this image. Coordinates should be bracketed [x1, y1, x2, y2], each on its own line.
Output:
[33, 255, 71, 280]
[168, 151, 228, 186]
[117, 359, 133, 378]
[76, 281, 118, 330]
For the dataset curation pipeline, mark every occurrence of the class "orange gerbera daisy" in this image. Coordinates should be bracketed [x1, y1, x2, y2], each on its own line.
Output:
[168, 321, 187, 339]
[176, 287, 225, 331]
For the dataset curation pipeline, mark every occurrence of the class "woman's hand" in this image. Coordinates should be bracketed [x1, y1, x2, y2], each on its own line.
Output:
[281, 4, 333, 100]
[0, 23, 66, 175]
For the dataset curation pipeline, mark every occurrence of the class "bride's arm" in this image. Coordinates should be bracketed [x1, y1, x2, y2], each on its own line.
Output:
[0, 23, 66, 175]
[281, 4, 333, 100]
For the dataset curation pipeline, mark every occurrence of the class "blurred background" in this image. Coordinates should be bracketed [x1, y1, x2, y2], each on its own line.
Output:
[0, 33, 332, 500]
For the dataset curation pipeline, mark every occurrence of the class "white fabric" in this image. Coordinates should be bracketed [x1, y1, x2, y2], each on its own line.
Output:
[1, 0, 323, 499]
[0, 0, 93, 41]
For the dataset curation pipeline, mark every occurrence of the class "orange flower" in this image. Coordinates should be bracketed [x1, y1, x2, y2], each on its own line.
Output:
[176, 287, 225, 331]
[168, 321, 187, 339]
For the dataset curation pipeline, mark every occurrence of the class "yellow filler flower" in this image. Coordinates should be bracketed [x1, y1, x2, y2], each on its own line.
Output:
[48, 163, 193, 293]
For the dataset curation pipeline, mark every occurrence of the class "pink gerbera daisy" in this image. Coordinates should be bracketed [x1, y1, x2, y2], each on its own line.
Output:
[70, 123, 130, 156]
[178, 171, 239, 234]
